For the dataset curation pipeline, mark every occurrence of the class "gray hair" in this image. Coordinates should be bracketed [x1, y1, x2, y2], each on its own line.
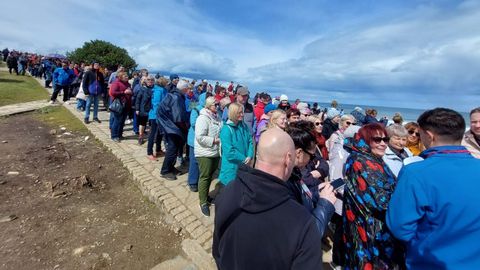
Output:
[386, 124, 408, 138]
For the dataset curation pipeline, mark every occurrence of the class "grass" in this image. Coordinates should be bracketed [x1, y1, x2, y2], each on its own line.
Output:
[0, 70, 49, 106]
[0, 61, 5, 67]
[35, 106, 88, 134]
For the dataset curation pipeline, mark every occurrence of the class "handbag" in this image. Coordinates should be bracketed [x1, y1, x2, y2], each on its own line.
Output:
[109, 98, 124, 114]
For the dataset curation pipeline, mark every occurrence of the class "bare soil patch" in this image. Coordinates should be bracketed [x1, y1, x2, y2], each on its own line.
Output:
[0, 113, 183, 270]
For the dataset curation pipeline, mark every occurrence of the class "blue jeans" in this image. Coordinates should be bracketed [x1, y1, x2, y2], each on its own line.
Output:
[110, 111, 127, 139]
[188, 146, 199, 187]
[76, 99, 86, 110]
[85, 95, 99, 120]
[133, 112, 139, 133]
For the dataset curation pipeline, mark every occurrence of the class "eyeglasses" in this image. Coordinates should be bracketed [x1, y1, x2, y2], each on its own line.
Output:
[372, 136, 390, 144]
[301, 148, 316, 161]
[408, 130, 420, 137]
[315, 122, 322, 126]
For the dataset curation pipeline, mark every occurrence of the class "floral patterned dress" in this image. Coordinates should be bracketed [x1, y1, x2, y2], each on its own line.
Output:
[342, 135, 404, 270]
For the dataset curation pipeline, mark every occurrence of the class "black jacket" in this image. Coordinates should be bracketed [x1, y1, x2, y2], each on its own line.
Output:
[321, 118, 339, 140]
[135, 85, 153, 117]
[213, 164, 324, 270]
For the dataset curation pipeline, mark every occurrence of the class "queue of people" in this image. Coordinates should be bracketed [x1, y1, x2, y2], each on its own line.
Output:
[5, 49, 480, 270]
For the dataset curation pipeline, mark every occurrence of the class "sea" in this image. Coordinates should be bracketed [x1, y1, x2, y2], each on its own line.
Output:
[298, 101, 471, 129]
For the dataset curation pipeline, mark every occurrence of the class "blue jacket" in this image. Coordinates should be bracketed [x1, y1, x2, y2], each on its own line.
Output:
[148, 85, 166, 120]
[53, 67, 74, 86]
[387, 145, 480, 270]
[187, 93, 206, 147]
[218, 120, 254, 185]
[156, 89, 189, 139]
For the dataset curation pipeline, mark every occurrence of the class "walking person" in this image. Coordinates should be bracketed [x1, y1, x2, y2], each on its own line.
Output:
[195, 97, 222, 216]
[50, 61, 74, 104]
[82, 62, 104, 124]
[146, 77, 167, 160]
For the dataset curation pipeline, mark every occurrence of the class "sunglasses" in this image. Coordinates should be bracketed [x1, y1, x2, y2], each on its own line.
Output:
[408, 130, 420, 137]
[315, 122, 322, 126]
[346, 121, 355, 125]
[301, 148, 316, 161]
[372, 136, 390, 144]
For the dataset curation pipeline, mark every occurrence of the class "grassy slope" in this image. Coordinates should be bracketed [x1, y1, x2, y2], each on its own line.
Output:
[35, 106, 88, 134]
[0, 70, 49, 106]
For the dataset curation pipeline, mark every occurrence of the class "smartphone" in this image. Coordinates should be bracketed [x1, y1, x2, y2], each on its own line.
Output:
[330, 178, 345, 190]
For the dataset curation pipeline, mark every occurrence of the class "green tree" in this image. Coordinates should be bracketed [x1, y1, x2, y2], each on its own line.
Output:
[67, 40, 137, 71]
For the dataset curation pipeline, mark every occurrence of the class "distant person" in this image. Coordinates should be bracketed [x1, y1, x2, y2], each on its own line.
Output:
[387, 108, 480, 269]
[108, 65, 124, 86]
[312, 102, 321, 114]
[213, 128, 325, 269]
[6, 53, 18, 75]
[277, 94, 291, 111]
[364, 108, 388, 126]
[82, 62, 104, 124]
[326, 114, 356, 160]
[392, 112, 403, 125]
[2, 48, 9, 62]
[223, 87, 256, 135]
[462, 107, 480, 158]
[321, 109, 340, 140]
[166, 74, 179, 92]
[135, 76, 156, 145]
[286, 108, 300, 123]
[50, 61, 75, 104]
[255, 103, 276, 143]
[350, 107, 366, 125]
[267, 109, 287, 130]
[307, 114, 329, 159]
[404, 122, 425, 156]
[342, 123, 404, 269]
[253, 92, 271, 123]
[382, 124, 413, 177]
[187, 93, 206, 191]
[218, 102, 254, 186]
[291, 98, 301, 110]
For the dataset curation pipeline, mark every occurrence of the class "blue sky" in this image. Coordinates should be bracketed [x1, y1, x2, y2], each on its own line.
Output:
[1, 0, 479, 112]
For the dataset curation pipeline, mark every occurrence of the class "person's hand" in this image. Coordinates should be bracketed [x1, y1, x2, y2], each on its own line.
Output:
[125, 88, 132, 95]
[244, 157, 251, 164]
[318, 182, 336, 205]
[213, 138, 220, 145]
[136, 111, 140, 115]
[311, 170, 321, 179]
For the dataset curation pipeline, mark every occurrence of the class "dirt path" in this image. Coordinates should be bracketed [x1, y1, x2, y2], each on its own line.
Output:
[0, 113, 183, 270]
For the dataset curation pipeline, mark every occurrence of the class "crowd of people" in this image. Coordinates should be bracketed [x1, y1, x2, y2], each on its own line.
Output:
[4, 47, 480, 269]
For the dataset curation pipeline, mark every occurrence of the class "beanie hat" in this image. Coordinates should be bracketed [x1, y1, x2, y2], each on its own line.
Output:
[169, 74, 179, 80]
[280, 94, 288, 101]
[327, 108, 341, 119]
[264, 103, 277, 114]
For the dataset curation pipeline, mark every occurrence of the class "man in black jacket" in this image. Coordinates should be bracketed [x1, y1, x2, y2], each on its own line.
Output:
[213, 128, 324, 270]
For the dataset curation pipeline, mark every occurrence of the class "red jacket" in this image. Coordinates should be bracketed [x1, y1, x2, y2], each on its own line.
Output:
[109, 79, 132, 110]
[254, 102, 265, 123]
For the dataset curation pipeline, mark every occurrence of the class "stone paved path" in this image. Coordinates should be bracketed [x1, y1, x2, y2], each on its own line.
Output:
[0, 100, 50, 117]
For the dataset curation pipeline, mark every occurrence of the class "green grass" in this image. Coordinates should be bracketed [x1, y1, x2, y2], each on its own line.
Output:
[35, 106, 88, 134]
[0, 61, 5, 68]
[0, 70, 49, 106]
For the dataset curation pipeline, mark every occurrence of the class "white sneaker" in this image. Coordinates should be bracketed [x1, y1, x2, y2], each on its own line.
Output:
[49, 100, 55, 104]
[125, 119, 132, 125]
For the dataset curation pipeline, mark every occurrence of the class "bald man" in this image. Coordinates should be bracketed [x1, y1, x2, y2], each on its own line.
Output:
[213, 129, 324, 270]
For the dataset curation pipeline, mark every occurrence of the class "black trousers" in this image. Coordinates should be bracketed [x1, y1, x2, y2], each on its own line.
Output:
[51, 84, 70, 102]
[161, 134, 183, 175]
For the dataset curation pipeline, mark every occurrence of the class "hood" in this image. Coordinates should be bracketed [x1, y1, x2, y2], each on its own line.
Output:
[236, 164, 291, 213]
[197, 92, 206, 109]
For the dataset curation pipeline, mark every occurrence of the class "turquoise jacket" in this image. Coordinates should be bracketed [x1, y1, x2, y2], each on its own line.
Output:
[218, 120, 254, 185]
[187, 93, 206, 147]
[148, 85, 167, 120]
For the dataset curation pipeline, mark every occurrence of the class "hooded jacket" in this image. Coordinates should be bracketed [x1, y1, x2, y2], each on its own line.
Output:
[53, 67, 74, 86]
[387, 145, 480, 270]
[148, 85, 167, 120]
[194, 108, 222, 158]
[82, 68, 104, 96]
[213, 164, 324, 270]
[156, 89, 189, 139]
[382, 146, 413, 177]
[218, 120, 254, 185]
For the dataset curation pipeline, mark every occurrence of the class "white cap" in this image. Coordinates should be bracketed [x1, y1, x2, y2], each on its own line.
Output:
[280, 94, 288, 101]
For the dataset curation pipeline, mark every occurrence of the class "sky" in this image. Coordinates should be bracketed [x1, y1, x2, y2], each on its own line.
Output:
[1, 0, 479, 112]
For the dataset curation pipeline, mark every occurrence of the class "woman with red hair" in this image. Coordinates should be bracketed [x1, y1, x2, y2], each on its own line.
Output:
[341, 123, 404, 269]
